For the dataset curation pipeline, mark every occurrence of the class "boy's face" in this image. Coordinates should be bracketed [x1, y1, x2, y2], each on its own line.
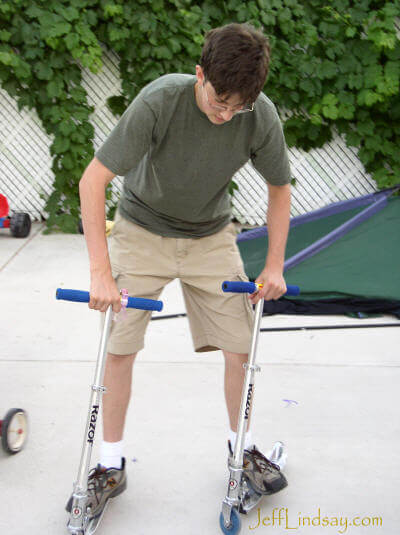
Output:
[195, 65, 245, 125]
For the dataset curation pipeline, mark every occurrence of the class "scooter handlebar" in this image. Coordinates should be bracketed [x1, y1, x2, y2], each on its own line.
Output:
[222, 281, 300, 296]
[56, 288, 163, 311]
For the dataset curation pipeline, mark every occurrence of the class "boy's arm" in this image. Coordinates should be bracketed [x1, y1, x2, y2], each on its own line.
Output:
[250, 182, 291, 304]
[79, 156, 122, 313]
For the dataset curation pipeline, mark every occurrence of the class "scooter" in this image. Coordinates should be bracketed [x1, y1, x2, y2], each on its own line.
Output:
[56, 288, 163, 535]
[219, 281, 299, 535]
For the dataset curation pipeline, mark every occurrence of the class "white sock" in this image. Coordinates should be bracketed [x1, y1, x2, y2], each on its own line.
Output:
[100, 440, 123, 469]
[229, 430, 253, 450]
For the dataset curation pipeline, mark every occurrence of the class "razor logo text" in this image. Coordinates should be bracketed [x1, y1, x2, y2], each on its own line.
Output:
[87, 405, 99, 444]
[245, 384, 254, 419]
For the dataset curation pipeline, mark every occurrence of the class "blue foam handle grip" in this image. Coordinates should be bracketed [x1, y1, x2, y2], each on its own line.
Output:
[285, 285, 300, 296]
[126, 296, 163, 312]
[222, 281, 300, 296]
[56, 289, 163, 311]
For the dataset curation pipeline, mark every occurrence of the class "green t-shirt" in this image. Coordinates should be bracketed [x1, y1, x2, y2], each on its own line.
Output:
[96, 74, 291, 238]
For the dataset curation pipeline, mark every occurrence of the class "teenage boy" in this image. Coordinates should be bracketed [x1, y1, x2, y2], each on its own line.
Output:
[70, 22, 291, 518]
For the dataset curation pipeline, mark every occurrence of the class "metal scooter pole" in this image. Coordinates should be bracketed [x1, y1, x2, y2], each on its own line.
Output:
[221, 297, 264, 528]
[67, 306, 113, 534]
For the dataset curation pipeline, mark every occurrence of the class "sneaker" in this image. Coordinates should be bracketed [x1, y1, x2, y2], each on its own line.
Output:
[228, 441, 287, 496]
[66, 457, 127, 519]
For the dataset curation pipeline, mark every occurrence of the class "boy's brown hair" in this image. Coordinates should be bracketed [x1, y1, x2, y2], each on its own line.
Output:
[200, 23, 271, 105]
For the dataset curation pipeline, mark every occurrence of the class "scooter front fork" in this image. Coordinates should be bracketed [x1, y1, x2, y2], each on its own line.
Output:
[222, 466, 263, 527]
[67, 489, 91, 535]
[221, 465, 242, 527]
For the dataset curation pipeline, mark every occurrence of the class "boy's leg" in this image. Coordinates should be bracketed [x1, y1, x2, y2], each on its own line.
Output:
[103, 352, 137, 442]
[223, 350, 249, 433]
[180, 226, 288, 496]
[101, 213, 176, 465]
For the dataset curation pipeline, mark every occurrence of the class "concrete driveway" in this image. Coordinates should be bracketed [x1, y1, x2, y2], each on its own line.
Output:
[1, 223, 399, 535]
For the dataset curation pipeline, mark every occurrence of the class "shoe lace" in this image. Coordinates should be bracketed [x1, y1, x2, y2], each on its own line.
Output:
[248, 449, 281, 473]
[87, 466, 112, 505]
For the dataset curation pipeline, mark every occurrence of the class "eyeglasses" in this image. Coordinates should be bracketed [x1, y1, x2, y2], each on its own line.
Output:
[202, 82, 254, 114]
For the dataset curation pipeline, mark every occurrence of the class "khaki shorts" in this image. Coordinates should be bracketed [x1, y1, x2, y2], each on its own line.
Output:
[106, 211, 254, 355]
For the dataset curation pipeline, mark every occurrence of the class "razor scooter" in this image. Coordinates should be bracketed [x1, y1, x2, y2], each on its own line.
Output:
[56, 288, 163, 535]
[219, 281, 299, 535]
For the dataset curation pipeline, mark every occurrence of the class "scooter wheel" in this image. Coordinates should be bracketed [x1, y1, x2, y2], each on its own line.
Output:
[1, 408, 28, 454]
[219, 508, 241, 535]
[10, 212, 31, 238]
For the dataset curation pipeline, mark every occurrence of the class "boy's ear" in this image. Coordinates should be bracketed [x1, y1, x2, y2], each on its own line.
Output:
[195, 65, 204, 84]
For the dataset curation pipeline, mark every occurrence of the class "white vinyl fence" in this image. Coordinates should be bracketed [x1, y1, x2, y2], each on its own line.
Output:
[0, 49, 376, 225]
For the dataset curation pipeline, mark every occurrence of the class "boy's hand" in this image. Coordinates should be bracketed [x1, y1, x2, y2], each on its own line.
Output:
[89, 268, 122, 313]
[249, 268, 287, 305]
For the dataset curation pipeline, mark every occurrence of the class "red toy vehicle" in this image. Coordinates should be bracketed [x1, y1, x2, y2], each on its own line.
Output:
[0, 194, 31, 238]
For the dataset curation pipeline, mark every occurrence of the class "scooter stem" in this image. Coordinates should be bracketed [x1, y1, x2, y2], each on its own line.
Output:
[232, 298, 264, 466]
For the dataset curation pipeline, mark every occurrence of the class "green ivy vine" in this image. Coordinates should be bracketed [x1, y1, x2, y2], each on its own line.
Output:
[0, 0, 399, 232]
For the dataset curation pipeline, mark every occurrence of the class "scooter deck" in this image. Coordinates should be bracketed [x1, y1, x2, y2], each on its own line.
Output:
[238, 477, 263, 514]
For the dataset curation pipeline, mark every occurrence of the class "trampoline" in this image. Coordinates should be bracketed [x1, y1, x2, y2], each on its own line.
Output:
[237, 186, 400, 321]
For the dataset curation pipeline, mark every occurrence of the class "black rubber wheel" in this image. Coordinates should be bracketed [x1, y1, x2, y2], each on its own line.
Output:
[78, 218, 84, 234]
[10, 212, 31, 238]
[1, 408, 28, 454]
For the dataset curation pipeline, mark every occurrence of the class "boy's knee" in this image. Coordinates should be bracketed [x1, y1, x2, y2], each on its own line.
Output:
[107, 352, 137, 364]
